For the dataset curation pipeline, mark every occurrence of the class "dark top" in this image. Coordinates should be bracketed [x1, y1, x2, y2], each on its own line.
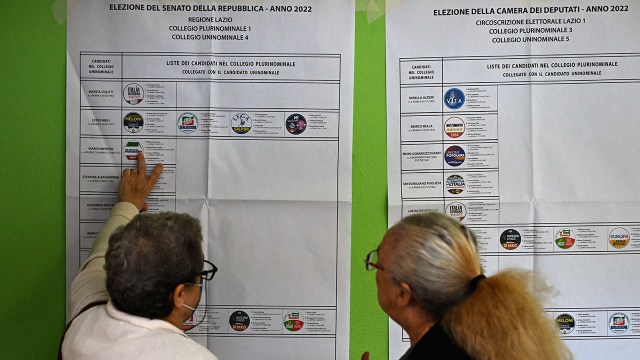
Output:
[399, 322, 473, 360]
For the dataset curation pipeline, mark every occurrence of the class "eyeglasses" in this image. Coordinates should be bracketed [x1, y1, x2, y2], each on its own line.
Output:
[185, 260, 218, 288]
[201, 259, 218, 281]
[365, 249, 385, 271]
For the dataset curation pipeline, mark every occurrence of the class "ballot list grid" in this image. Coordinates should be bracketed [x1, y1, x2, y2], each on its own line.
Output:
[77, 51, 342, 341]
[397, 54, 640, 342]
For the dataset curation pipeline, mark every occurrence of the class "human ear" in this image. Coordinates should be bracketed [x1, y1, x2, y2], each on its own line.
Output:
[171, 283, 187, 308]
[397, 281, 413, 306]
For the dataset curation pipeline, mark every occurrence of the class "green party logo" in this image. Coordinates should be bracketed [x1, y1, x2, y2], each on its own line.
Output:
[555, 229, 575, 249]
[284, 312, 304, 332]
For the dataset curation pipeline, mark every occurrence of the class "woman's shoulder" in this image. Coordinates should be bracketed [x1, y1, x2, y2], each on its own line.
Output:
[406, 322, 473, 360]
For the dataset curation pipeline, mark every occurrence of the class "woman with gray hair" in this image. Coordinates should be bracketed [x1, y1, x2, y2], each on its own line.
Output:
[365, 212, 572, 360]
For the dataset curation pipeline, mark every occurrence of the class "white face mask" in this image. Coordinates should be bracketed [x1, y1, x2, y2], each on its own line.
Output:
[182, 282, 202, 313]
[181, 282, 206, 330]
[183, 303, 197, 311]
[181, 302, 199, 331]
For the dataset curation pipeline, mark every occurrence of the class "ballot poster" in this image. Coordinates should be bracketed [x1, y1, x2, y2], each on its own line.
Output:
[65, 1, 353, 359]
[387, 1, 640, 359]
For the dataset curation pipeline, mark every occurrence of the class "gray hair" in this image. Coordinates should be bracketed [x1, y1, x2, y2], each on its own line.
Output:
[387, 212, 482, 319]
[105, 212, 204, 319]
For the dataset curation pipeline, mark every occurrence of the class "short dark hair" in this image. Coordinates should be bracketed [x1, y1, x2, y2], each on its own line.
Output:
[105, 212, 204, 319]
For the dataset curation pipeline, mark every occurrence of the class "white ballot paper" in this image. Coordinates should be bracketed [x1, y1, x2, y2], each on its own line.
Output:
[65, 1, 353, 359]
[387, 1, 640, 359]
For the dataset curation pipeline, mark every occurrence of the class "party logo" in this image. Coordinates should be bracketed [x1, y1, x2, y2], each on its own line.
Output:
[446, 174, 465, 194]
[231, 113, 252, 134]
[123, 112, 144, 133]
[124, 141, 143, 161]
[229, 310, 250, 332]
[555, 229, 575, 249]
[177, 112, 198, 134]
[609, 228, 630, 249]
[446, 202, 466, 221]
[500, 229, 521, 250]
[444, 88, 465, 110]
[123, 83, 144, 105]
[444, 145, 466, 167]
[556, 314, 575, 334]
[609, 313, 630, 334]
[286, 113, 307, 135]
[444, 117, 465, 138]
[284, 312, 305, 332]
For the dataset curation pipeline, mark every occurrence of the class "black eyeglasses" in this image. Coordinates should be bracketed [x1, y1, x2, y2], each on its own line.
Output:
[201, 259, 218, 281]
[365, 249, 385, 271]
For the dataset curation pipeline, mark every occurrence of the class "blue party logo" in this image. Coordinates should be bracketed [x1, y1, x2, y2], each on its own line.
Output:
[444, 88, 465, 110]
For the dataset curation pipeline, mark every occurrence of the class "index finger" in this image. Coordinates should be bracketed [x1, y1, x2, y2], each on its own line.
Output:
[147, 163, 163, 184]
[136, 152, 147, 175]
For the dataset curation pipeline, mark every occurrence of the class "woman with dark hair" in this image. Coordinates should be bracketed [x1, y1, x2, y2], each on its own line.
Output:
[365, 212, 572, 360]
[105, 211, 205, 321]
[61, 153, 218, 359]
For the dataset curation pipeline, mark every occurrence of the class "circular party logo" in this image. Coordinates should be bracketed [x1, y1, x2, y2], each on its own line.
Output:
[286, 113, 307, 135]
[446, 202, 466, 221]
[446, 174, 465, 194]
[123, 112, 144, 133]
[444, 146, 466, 167]
[500, 229, 521, 250]
[444, 117, 465, 138]
[123, 141, 143, 161]
[177, 112, 199, 134]
[123, 83, 144, 105]
[283, 312, 305, 332]
[444, 88, 465, 110]
[609, 313, 630, 334]
[555, 229, 575, 249]
[556, 314, 575, 334]
[229, 310, 250, 332]
[609, 228, 630, 249]
[232, 113, 252, 134]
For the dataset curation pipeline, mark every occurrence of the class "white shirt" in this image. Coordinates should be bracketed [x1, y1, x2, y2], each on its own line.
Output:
[62, 202, 218, 360]
[62, 301, 218, 360]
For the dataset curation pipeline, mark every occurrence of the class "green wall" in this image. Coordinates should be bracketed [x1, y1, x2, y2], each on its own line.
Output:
[0, 1, 388, 358]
